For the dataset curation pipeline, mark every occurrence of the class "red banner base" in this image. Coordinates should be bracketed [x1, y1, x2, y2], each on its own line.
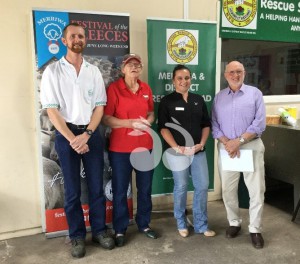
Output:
[45, 199, 133, 233]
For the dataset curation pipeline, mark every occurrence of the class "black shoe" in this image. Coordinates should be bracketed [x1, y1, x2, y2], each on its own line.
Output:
[142, 228, 158, 239]
[226, 226, 241, 238]
[92, 231, 115, 250]
[250, 233, 264, 249]
[71, 238, 86, 258]
[115, 234, 125, 247]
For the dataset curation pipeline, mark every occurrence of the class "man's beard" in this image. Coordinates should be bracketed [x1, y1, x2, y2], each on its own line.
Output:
[69, 43, 85, 53]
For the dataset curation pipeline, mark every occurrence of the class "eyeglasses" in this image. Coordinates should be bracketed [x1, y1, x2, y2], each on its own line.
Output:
[126, 63, 143, 69]
[225, 70, 244, 76]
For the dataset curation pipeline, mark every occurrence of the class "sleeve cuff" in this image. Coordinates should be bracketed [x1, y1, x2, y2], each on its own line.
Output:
[42, 104, 59, 108]
[95, 101, 106, 106]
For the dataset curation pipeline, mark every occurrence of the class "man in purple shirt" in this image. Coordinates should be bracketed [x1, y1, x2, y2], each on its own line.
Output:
[211, 61, 266, 249]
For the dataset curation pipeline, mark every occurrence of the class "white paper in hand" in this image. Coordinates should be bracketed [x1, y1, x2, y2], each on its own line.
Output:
[220, 149, 254, 172]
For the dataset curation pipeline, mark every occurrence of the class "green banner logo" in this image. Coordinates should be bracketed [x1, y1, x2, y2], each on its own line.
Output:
[223, 0, 257, 27]
[220, 0, 300, 42]
[166, 29, 198, 64]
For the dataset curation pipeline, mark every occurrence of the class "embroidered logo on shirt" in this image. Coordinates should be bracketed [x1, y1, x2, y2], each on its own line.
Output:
[88, 89, 93, 97]
[143, 94, 149, 99]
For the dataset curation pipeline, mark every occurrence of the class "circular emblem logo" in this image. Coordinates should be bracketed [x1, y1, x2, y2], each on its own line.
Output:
[167, 30, 197, 64]
[48, 43, 59, 54]
[223, 0, 257, 27]
[105, 180, 113, 201]
[44, 23, 62, 55]
[104, 179, 132, 201]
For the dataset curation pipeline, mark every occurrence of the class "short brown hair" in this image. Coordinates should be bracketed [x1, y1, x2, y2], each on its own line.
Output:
[62, 23, 84, 38]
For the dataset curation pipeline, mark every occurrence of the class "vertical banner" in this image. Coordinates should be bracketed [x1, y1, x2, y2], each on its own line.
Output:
[147, 19, 216, 195]
[220, 0, 300, 42]
[32, 10, 131, 237]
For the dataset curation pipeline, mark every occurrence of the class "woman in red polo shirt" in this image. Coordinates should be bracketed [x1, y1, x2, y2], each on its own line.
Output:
[103, 54, 157, 247]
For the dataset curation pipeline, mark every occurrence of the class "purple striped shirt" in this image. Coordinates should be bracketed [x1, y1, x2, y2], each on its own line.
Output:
[211, 84, 266, 140]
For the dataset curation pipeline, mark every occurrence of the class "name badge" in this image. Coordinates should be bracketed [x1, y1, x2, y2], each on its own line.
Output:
[175, 107, 184, 111]
[143, 95, 149, 99]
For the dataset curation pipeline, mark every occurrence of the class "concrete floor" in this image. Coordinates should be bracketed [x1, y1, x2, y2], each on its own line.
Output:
[1, 200, 300, 264]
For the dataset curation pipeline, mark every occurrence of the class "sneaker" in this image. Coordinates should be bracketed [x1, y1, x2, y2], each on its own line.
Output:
[92, 231, 115, 250]
[71, 238, 86, 258]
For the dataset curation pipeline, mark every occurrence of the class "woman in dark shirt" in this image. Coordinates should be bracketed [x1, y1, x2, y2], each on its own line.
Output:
[158, 64, 215, 238]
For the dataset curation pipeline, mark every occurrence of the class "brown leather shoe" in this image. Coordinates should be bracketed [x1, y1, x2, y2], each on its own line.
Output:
[226, 226, 241, 238]
[250, 233, 264, 249]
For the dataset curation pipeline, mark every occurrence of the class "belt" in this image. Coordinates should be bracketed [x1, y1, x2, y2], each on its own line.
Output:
[66, 122, 88, 130]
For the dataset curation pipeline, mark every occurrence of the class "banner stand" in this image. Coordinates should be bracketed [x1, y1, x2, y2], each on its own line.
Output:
[32, 9, 131, 237]
[147, 18, 216, 196]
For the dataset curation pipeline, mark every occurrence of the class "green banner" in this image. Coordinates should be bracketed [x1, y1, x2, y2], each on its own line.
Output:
[220, 0, 300, 42]
[147, 19, 216, 195]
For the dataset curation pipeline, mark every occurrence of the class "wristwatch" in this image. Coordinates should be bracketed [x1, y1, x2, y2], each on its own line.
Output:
[85, 129, 93, 136]
[239, 136, 245, 144]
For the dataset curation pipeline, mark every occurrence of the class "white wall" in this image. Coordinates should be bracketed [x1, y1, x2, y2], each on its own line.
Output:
[0, 0, 221, 240]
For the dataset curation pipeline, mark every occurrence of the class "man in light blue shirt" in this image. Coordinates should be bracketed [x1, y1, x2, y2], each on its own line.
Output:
[212, 61, 266, 249]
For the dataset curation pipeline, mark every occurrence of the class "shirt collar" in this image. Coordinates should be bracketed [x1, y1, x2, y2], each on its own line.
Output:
[119, 78, 142, 90]
[81, 58, 89, 68]
[227, 84, 245, 94]
[173, 90, 188, 98]
[60, 56, 88, 67]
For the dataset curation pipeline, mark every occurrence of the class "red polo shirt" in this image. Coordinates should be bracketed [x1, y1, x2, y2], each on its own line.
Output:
[104, 78, 154, 152]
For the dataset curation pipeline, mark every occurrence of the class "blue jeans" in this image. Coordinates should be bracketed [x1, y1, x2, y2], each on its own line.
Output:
[55, 128, 106, 239]
[109, 151, 154, 234]
[166, 151, 209, 233]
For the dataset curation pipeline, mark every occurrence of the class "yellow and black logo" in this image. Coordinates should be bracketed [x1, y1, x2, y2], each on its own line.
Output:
[167, 30, 197, 64]
[223, 0, 257, 27]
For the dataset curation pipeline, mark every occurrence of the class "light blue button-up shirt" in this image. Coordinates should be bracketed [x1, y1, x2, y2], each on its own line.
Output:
[211, 84, 266, 140]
